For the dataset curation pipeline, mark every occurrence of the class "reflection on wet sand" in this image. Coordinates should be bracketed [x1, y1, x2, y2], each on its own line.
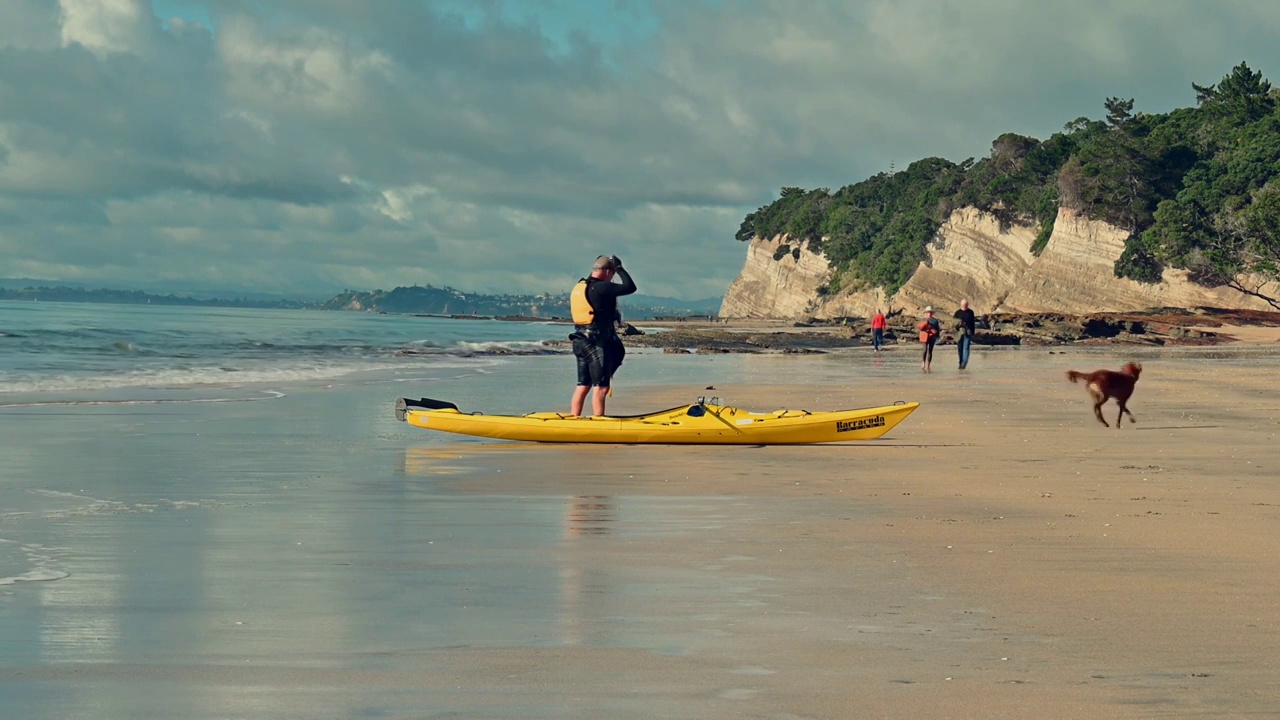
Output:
[399, 444, 623, 648]
[559, 496, 614, 646]
[564, 496, 614, 538]
[398, 443, 531, 476]
[399, 445, 473, 476]
[398, 443, 562, 478]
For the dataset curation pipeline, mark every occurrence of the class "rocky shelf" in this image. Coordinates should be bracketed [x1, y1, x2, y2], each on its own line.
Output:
[609, 307, 1280, 354]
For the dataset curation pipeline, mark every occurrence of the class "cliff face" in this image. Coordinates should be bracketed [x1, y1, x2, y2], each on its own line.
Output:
[998, 209, 1277, 313]
[719, 236, 831, 318]
[721, 207, 1280, 319]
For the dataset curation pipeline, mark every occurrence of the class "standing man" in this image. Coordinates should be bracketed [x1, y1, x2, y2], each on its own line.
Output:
[953, 299, 977, 370]
[569, 255, 637, 417]
[870, 309, 886, 351]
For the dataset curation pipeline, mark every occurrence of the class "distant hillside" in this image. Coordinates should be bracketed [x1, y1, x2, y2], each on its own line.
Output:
[322, 285, 719, 319]
[0, 278, 335, 303]
[0, 281, 720, 318]
[0, 284, 313, 309]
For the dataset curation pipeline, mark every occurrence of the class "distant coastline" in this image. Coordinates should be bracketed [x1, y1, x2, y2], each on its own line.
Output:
[0, 283, 720, 320]
[0, 285, 314, 309]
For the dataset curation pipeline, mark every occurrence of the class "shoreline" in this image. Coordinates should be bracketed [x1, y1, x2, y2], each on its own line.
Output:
[394, 306, 1280, 351]
[622, 306, 1280, 353]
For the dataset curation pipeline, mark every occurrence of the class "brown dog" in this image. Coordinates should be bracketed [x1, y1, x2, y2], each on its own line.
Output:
[1066, 362, 1142, 428]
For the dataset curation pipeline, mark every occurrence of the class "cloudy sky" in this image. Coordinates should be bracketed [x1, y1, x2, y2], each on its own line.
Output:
[2, 0, 1278, 300]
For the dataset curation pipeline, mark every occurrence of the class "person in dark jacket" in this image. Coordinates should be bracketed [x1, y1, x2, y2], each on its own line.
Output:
[568, 255, 637, 416]
[953, 299, 977, 370]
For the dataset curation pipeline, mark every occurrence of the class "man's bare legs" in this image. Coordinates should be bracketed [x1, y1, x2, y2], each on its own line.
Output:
[570, 385, 590, 416]
[571, 385, 611, 417]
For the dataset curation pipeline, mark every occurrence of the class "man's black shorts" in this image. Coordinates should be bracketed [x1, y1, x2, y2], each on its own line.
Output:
[573, 333, 623, 387]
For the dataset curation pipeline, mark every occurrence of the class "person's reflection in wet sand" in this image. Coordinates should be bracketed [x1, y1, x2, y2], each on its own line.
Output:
[559, 496, 614, 644]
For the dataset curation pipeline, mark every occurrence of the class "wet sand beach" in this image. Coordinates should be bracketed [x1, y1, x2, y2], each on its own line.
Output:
[3, 340, 1279, 718]
[420, 345, 1280, 718]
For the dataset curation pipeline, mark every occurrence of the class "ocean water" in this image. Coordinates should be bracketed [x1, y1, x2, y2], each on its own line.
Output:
[0, 300, 799, 719]
[0, 303, 565, 601]
[0, 301, 572, 400]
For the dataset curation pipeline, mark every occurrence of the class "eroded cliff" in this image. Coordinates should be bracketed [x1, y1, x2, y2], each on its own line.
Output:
[719, 236, 833, 318]
[721, 207, 1280, 319]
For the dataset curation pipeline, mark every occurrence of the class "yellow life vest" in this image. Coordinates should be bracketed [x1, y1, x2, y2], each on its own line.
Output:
[570, 278, 596, 325]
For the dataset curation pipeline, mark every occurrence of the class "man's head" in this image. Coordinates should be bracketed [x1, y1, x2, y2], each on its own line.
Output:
[960, 299, 970, 310]
[591, 255, 617, 279]
[924, 306, 934, 315]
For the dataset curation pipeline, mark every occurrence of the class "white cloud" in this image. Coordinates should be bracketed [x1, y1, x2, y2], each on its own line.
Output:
[0, 0, 1278, 299]
[218, 16, 394, 115]
[58, 0, 153, 56]
[376, 185, 436, 223]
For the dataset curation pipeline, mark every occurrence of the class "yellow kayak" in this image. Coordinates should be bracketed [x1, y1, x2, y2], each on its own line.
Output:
[394, 396, 919, 445]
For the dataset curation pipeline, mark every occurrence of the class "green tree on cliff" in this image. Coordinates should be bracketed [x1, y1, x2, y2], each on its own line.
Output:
[1135, 63, 1280, 306]
[735, 62, 1280, 308]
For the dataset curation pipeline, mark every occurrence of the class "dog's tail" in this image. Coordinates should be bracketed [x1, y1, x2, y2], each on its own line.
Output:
[1066, 370, 1086, 384]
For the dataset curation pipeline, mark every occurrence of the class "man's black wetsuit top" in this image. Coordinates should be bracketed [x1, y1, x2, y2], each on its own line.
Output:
[582, 267, 637, 336]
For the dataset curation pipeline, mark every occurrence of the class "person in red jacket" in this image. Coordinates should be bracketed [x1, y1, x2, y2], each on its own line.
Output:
[870, 309, 886, 351]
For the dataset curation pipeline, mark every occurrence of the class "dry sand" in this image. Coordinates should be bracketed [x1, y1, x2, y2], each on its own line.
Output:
[412, 340, 1280, 718]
